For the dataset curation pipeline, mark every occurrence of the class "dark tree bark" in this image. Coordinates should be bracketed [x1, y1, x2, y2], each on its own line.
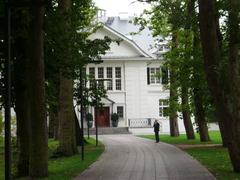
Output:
[178, 0, 195, 140]
[198, 0, 240, 172]
[57, 0, 78, 156]
[193, 88, 210, 142]
[192, 30, 210, 142]
[14, 41, 31, 177]
[74, 109, 82, 146]
[226, 0, 240, 172]
[28, 0, 48, 177]
[169, 32, 180, 137]
[218, 119, 228, 147]
[169, 72, 180, 137]
[181, 86, 195, 139]
[11, 5, 31, 176]
[58, 75, 77, 155]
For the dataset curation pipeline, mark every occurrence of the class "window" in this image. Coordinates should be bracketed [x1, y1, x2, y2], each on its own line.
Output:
[115, 67, 121, 78]
[97, 67, 104, 88]
[106, 67, 113, 90]
[89, 67, 95, 78]
[107, 67, 112, 78]
[116, 79, 121, 90]
[89, 67, 95, 88]
[98, 67, 104, 79]
[117, 106, 124, 119]
[115, 67, 121, 90]
[107, 81, 113, 90]
[150, 67, 160, 84]
[159, 99, 169, 117]
[148, 67, 168, 85]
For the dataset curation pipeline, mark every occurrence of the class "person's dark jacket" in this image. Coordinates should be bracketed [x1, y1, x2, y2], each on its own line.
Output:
[153, 122, 160, 132]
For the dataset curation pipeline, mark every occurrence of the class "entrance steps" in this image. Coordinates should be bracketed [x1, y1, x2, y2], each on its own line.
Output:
[84, 127, 131, 135]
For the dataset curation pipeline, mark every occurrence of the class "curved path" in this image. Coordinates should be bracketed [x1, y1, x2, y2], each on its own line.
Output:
[74, 135, 215, 180]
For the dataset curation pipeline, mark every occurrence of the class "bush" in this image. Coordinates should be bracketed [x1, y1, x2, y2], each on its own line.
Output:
[111, 113, 119, 127]
[86, 113, 93, 128]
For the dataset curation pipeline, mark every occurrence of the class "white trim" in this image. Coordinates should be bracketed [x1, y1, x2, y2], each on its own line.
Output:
[102, 57, 152, 61]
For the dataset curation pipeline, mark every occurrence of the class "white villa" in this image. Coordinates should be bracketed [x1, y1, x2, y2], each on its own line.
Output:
[81, 14, 174, 131]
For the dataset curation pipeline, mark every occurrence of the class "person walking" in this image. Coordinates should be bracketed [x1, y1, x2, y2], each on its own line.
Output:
[153, 120, 160, 143]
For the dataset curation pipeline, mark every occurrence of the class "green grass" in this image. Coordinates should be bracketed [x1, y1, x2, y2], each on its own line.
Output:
[43, 138, 104, 180]
[186, 147, 240, 180]
[141, 131, 240, 180]
[0, 137, 104, 180]
[141, 131, 222, 145]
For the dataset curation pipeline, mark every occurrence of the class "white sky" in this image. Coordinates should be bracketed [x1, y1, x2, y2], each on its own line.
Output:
[93, 0, 150, 16]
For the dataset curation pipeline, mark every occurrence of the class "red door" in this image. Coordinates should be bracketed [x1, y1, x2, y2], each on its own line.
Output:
[95, 107, 110, 127]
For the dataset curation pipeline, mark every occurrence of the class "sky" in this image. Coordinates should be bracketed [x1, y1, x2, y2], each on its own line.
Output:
[93, 0, 150, 16]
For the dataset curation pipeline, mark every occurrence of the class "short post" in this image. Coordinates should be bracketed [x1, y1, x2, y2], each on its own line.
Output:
[80, 67, 84, 160]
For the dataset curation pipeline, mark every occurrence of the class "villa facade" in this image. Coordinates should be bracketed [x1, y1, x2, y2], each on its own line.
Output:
[81, 15, 172, 130]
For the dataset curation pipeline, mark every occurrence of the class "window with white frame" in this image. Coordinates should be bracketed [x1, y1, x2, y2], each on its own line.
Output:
[148, 67, 168, 85]
[117, 106, 124, 119]
[159, 99, 169, 117]
[106, 67, 113, 90]
[89, 67, 95, 88]
[115, 67, 121, 90]
[98, 67, 104, 78]
[97, 67, 104, 88]
[150, 67, 160, 84]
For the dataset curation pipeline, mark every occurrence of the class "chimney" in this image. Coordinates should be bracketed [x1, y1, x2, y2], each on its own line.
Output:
[119, 12, 129, 20]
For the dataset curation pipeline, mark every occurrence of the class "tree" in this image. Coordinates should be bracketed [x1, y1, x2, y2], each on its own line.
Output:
[28, 1, 48, 177]
[45, 0, 112, 155]
[9, 0, 48, 177]
[198, 0, 240, 172]
[56, 0, 78, 156]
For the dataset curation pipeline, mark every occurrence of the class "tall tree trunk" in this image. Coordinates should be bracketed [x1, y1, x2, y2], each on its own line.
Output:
[57, 0, 78, 156]
[226, 0, 240, 172]
[12, 6, 31, 175]
[179, 0, 195, 140]
[198, 0, 240, 172]
[218, 119, 228, 147]
[14, 40, 31, 176]
[192, 31, 210, 142]
[74, 109, 82, 146]
[193, 88, 210, 142]
[169, 72, 179, 137]
[169, 32, 180, 137]
[214, 6, 228, 147]
[181, 86, 195, 139]
[58, 74, 77, 155]
[28, 0, 48, 177]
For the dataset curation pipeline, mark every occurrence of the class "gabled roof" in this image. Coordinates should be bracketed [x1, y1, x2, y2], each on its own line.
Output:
[102, 16, 170, 60]
[103, 25, 152, 58]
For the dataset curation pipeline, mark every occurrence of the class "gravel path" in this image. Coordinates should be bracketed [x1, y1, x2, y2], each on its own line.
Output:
[74, 135, 216, 180]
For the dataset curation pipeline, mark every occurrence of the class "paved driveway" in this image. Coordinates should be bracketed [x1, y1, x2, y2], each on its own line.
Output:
[74, 135, 215, 180]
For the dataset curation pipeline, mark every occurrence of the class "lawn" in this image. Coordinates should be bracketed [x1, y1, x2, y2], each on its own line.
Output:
[140, 131, 240, 180]
[0, 137, 104, 180]
[141, 131, 222, 145]
[186, 147, 240, 180]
